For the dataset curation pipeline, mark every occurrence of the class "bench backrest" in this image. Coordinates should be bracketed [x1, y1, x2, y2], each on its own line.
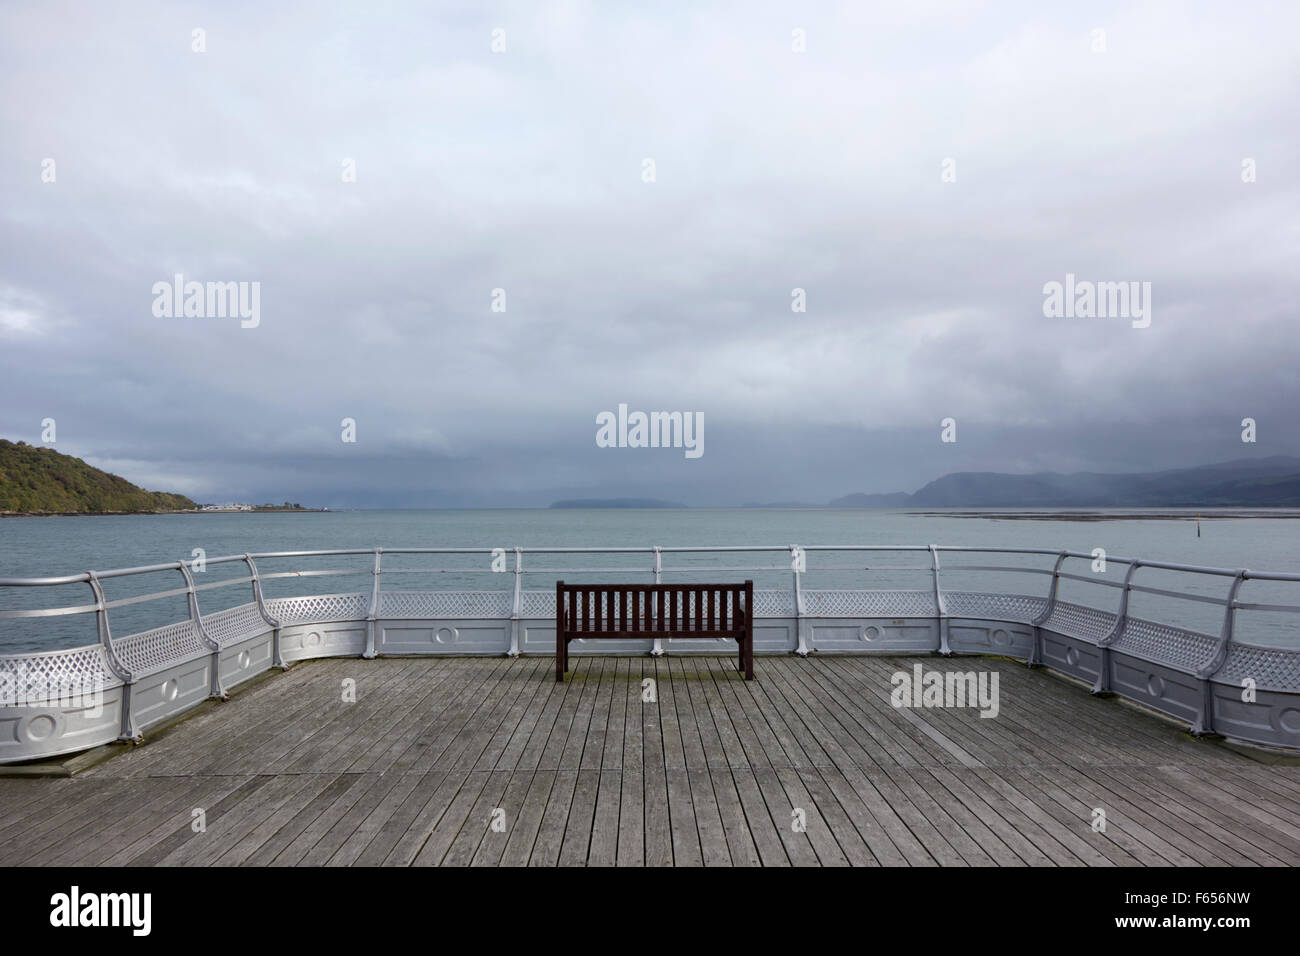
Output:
[556, 581, 753, 636]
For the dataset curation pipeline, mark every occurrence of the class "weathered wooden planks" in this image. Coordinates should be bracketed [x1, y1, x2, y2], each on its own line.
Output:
[1, 654, 1298, 867]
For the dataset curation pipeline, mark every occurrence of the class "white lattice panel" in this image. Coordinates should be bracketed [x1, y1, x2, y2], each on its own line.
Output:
[114, 619, 207, 676]
[520, 590, 556, 619]
[380, 590, 512, 619]
[0, 644, 120, 702]
[200, 603, 270, 647]
[266, 593, 370, 625]
[801, 589, 937, 618]
[1216, 641, 1300, 690]
[1041, 601, 1116, 644]
[1112, 617, 1218, 672]
[943, 591, 1047, 624]
[753, 589, 794, 616]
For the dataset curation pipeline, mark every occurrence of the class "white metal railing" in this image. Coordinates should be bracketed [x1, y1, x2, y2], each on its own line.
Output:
[3, 544, 1300, 759]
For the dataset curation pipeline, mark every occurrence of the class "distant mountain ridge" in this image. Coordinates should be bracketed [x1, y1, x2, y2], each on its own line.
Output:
[0, 439, 196, 514]
[837, 457, 1300, 509]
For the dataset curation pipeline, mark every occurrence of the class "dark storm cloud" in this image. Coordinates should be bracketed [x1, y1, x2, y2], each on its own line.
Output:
[1, 0, 1297, 506]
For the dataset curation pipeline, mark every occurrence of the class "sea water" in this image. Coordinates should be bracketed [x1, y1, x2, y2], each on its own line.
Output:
[1, 509, 1297, 653]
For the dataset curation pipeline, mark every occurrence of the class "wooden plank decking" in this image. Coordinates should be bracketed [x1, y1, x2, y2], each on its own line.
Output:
[2, 655, 1299, 866]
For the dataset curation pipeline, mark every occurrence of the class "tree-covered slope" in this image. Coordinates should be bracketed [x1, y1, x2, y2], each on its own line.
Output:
[0, 439, 196, 513]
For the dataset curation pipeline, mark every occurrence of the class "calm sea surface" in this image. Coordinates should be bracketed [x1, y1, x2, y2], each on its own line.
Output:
[2, 509, 1298, 653]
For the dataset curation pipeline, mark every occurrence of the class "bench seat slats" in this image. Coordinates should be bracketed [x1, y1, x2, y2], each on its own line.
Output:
[566, 629, 747, 640]
[555, 581, 754, 682]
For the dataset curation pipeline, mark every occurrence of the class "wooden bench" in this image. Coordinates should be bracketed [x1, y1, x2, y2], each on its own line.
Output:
[555, 581, 754, 682]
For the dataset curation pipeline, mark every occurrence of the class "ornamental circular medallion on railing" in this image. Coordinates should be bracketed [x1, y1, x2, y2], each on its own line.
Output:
[19, 711, 64, 743]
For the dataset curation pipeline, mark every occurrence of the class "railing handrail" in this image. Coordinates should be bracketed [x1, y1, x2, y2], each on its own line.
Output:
[3, 546, 1296, 605]
[7, 543, 1300, 587]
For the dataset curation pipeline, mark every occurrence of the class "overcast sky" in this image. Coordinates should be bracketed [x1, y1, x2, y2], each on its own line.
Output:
[1, 0, 1297, 507]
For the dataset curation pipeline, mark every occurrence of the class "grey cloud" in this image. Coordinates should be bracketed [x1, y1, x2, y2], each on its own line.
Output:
[1, 0, 1297, 506]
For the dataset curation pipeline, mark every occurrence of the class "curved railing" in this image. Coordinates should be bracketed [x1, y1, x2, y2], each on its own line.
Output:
[2, 544, 1299, 762]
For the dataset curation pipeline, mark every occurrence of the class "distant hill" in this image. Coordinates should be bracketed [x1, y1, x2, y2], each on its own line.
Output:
[0, 439, 197, 514]
[829, 457, 1300, 508]
[906, 456, 1300, 507]
[549, 498, 686, 509]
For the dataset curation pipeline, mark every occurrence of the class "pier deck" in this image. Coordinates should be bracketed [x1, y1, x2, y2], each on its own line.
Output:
[2, 655, 1298, 866]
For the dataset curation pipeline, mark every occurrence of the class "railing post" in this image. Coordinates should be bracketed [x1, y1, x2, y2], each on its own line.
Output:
[1028, 551, 1068, 667]
[793, 544, 810, 656]
[1193, 570, 1248, 736]
[651, 547, 665, 657]
[1094, 560, 1140, 695]
[180, 560, 226, 700]
[245, 554, 285, 670]
[364, 548, 382, 659]
[930, 545, 950, 656]
[508, 547, 523, 657]
[88, 570, 140, 743]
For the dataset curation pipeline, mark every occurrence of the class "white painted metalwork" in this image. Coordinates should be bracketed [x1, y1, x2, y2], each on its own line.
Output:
[650, 547, 664, 657]
[508, 548, 524, 658]
[4, 543, 1300, 761]
[792, 544, 809, 656]
[364, 548, 382, 660]
[929, 545, 951, 655]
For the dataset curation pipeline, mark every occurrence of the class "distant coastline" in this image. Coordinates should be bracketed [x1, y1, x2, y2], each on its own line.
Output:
[1, 507, 327, 518]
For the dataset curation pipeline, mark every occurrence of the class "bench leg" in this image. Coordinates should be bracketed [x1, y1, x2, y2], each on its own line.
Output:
[556, 638, 564, 682]
[745, 635, 754, 681]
